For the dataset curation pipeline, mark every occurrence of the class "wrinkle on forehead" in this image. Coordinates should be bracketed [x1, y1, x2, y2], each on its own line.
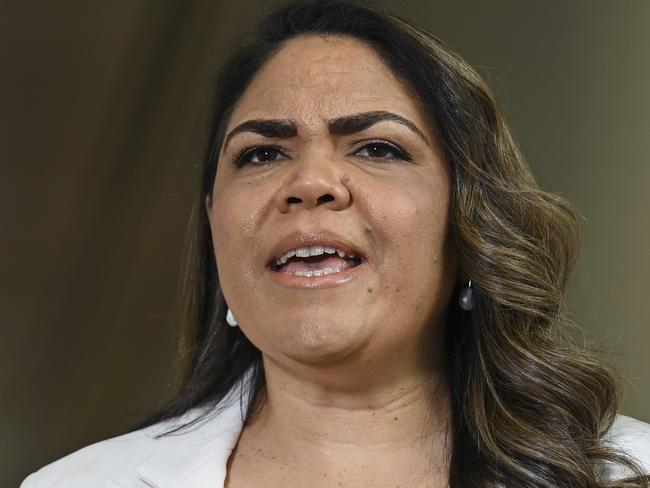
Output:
[228, 34, 433, 143]
[236, 37, 388, 103]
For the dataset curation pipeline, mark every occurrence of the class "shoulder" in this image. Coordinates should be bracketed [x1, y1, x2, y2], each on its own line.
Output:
[20, 394, 250, 488]
[601, 414, 650, 479]
[21, 371, 254, 488]
[19, 424, 160, 488]
[18, 403, 224, 488]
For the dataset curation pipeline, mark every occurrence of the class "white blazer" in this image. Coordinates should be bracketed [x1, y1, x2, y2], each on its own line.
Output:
[20, 380, 650, 488]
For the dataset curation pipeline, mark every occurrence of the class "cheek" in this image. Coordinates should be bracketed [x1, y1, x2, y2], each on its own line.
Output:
[367, 172, 451, 266]
[209, 185, 264, 294]
[366, 170, 455, 318]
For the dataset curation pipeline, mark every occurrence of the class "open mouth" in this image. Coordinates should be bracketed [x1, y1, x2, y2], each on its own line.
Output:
[269, 250, 364, 277]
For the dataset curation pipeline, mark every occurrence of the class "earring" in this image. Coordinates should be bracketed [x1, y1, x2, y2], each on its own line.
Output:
[458, 279, 474, 311]
[226, 307, 239, 327]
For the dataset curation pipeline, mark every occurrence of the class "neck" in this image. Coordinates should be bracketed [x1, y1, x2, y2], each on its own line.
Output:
[240, 353, 452, 485]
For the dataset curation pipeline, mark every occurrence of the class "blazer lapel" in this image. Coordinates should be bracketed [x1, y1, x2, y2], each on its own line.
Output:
[129, 378, 253, 488]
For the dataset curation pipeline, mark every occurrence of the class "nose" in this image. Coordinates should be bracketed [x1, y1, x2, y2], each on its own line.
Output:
[274, 157, 352, 214]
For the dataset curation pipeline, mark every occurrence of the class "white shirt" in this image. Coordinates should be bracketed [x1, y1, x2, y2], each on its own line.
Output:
[20, 378, 650, 488]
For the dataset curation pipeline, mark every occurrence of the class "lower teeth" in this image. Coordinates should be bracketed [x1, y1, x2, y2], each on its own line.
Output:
[293, 267, 342, 277]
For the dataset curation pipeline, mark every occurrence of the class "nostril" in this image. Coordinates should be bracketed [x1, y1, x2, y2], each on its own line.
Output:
[317, 194, 335, 204]
[287, 197, 301, 204]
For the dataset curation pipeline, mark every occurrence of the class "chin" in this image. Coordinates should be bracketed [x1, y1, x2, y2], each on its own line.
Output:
[274, 318, 368, 365]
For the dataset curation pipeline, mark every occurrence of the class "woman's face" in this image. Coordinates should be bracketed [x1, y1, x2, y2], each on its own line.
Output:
[207, 35, 457, 372]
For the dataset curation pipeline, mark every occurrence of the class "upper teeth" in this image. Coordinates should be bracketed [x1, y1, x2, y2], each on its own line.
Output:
[274, 246, 356, 266]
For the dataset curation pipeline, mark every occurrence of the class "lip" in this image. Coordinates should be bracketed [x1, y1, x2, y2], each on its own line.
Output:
[266, 230, 367, 267]
[266, 260, 367, 289]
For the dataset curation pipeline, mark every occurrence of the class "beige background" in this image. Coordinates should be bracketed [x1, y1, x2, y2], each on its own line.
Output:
[2, 1, 648, 486]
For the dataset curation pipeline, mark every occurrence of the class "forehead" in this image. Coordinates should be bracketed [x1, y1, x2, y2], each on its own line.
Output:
[229, 35, 429, 130]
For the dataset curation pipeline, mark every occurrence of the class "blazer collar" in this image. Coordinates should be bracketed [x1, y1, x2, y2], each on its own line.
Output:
[130, 373, 254, 488]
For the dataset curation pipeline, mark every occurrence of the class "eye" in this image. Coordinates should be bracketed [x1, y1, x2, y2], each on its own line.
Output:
[354, 141, 412, 162]
[234, 145, 288, 166]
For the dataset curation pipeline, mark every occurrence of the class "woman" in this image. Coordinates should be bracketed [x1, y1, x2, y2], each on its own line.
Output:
[21, 1, 650, 487]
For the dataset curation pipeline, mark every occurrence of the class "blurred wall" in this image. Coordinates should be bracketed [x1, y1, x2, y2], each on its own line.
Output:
[2, 1, 648, 486]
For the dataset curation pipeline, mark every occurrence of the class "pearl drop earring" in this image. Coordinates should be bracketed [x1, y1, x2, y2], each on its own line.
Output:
[458, 279, 474, 311]
[226, 307, 239, 327]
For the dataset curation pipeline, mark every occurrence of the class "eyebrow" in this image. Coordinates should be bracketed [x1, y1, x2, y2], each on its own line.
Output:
[329, 111, 427, 143]
[221, 111, 428, 154]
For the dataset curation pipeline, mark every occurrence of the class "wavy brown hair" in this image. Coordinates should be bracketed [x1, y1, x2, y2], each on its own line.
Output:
[139, 1, 648, 486]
